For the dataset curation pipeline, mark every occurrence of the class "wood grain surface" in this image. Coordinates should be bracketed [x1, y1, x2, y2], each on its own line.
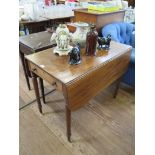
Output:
[20, 86, 135, 155]
[25, 41, 132, 142]
[20, 56, 135, 155]
[26, 41, 131, 111]
[66, 51, 130, 110]
[74, 9, 125, 15]
[26, 41, 131, 85]
[74, 9, 125, 32]
[19, 31, 54, 53]
[20, 108, 73, 155]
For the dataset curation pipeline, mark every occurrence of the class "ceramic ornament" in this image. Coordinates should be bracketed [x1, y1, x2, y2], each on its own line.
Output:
[50, 24, 73, 56]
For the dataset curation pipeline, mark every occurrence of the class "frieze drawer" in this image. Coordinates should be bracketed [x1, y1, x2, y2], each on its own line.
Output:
[29, 62, 62, 91]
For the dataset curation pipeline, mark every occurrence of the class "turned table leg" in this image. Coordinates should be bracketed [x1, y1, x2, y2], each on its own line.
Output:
[19, 50, 31, 90]
[32, 72, 42, 114]
[66, 105, 71, 142]
[39, 77, 46, 104]
[113, 77, 122, 98]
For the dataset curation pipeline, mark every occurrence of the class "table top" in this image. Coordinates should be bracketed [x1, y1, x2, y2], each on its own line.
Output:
[19, 15, 73, 25]
[74, 8, 125, 15]
[19, 31, 54, 51]
[26, 41, 131, 84]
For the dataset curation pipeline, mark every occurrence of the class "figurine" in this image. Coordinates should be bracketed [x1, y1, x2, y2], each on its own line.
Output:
[50, 24, 73, 56]
[97, 34, 111, 51]
[69, 43, 81, 65]
[85, 24, 98, 56]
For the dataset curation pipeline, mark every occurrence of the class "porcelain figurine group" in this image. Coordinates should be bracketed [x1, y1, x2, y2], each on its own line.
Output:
[50, 24, 73, 56]
[50, 24, 111, 65]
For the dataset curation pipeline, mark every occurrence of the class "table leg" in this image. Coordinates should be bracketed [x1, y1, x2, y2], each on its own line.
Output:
[66, 105, 71, 142]
[39, 77, 46, 104]
[32, 72, 42, 114]
[19, 50, 31, 90]
[113, 77, 122, 98]
[25, 58, 32, 78]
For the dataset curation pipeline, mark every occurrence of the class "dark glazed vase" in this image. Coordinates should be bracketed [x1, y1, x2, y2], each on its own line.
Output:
[85, 25, 98, 56]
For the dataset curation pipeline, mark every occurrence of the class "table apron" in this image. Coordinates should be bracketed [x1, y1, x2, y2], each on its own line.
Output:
[28, 61, 63, 92]
[19, 43, 33, 55]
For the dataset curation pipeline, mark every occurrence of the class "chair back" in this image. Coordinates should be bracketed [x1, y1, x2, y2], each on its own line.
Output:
[102, 22, 135, 48]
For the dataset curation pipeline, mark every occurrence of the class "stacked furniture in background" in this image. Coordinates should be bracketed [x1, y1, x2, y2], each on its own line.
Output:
[74, 9, 125, 32]
[19, 31, 56, 94]
[101, 22, 135, 87]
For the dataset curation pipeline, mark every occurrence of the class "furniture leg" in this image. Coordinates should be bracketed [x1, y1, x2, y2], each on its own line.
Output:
[19, 51, 31, 90]
[25, 58, 32, 78]
[39, 77, 46, 104]
[113, 77, 122, 98]
[31, 72, 42, 114]
[66, 106, 71, 142]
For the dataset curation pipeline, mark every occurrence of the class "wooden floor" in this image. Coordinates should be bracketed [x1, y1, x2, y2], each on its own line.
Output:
[19, 59, 135, 155]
